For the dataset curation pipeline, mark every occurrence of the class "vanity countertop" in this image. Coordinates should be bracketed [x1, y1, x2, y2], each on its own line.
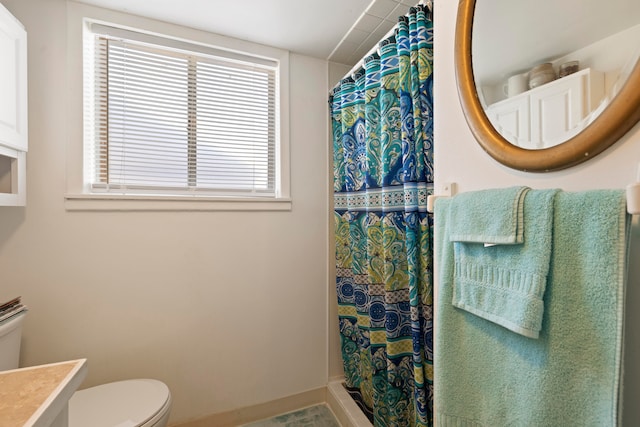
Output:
[0, 359, 87, 427]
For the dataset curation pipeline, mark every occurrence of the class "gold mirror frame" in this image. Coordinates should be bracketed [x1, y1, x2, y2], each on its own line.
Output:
[455, 0, 640, 172]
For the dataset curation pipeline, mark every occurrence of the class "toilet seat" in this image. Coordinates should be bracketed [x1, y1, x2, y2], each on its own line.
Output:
[68, 378, 171, 427]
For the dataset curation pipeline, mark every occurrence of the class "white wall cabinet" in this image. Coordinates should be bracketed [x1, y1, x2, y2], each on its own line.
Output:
[0, 3, 27, 206]
[486, 68, 604, 150]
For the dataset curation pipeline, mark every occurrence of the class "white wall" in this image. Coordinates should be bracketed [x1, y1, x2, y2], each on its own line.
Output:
[435, 2, 640, 425]
[0, 0, 330, 424]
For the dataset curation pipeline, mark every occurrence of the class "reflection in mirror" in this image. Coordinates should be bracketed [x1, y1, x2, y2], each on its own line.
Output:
[455, 0, 640, 171]
[472, 0, 640, 150]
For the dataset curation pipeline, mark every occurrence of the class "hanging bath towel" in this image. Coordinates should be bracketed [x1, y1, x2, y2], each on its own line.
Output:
[447, 187, 557, 338]
[434, 189, 629, 427]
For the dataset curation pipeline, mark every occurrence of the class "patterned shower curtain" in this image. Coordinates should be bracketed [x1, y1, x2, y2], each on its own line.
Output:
[329, 5, 434, 427]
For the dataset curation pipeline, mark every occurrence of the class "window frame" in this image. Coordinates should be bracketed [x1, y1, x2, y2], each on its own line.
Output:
[65, 3, 290, 211]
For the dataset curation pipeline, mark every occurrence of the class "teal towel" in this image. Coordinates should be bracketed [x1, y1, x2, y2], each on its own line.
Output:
[448, 186, 529, 244]
[450, 189, 558, 338]
[434, 189, 629, 427]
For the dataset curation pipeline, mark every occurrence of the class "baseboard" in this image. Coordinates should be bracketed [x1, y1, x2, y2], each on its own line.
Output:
[169, 381, 373, 427]
[169, 387, 326, 427]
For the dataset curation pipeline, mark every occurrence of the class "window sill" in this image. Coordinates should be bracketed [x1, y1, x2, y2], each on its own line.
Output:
[64, 193, 292, 211]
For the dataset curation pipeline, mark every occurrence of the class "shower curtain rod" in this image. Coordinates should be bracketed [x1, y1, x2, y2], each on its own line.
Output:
[340, 26, 395, 81]
[333, 0, 431, 88]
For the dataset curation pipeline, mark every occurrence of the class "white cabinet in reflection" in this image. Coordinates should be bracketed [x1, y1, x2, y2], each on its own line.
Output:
[485, 95, 530, 147]
[486, 68, 604, 150]
[0, 3, 27, 206]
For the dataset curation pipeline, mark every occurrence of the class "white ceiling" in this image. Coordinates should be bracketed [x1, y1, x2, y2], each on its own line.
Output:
[74, 0, 639, 86]
[73, 0, 421, 67]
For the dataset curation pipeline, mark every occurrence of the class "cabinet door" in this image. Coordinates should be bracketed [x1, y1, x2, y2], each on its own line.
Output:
[486, 96, 530, 148]
[0, 4, 27, 152]
[529, 75, 585, 149]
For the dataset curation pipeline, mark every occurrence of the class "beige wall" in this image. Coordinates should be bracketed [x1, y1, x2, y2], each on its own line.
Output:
[434, 2, 640, 425]
[327, 62, 350, 381]
[0, 0, 330, 424]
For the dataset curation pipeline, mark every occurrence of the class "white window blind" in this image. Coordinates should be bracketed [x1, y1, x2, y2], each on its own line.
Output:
[86, 26, 278, 197]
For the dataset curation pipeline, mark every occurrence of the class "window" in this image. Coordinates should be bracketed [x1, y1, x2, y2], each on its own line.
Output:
[82, 22, 289, 203]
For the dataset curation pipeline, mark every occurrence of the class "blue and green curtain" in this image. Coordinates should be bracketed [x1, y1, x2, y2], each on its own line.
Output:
[329, 5, 434, 427]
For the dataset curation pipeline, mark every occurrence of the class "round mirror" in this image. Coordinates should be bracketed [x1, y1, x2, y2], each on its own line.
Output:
[455, 0, 640, 171]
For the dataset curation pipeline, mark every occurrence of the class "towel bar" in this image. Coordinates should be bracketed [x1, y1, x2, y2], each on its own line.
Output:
[428, 182, 640, 215]
[427, 183, 457, 213]
[626, 182, 640, 214]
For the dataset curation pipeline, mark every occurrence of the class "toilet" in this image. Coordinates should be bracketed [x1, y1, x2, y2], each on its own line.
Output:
[0, 311, 172, 427]
[69, 378, 171, 427]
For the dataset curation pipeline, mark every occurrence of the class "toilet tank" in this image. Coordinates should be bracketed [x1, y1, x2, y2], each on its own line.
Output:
[0, 312, 26, 370]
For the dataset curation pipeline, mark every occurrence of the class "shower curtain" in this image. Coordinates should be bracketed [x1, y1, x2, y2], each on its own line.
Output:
[329, 5, 434, 427]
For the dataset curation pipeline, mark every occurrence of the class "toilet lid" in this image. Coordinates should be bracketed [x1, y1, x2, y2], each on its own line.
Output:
[68, 379, 171, 427]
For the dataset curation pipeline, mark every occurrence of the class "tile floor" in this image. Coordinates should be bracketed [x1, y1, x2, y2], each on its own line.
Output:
[241, 404, 341, 427]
